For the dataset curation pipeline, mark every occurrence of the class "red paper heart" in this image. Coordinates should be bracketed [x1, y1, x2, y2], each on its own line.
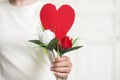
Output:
[40, 3, 75, 41]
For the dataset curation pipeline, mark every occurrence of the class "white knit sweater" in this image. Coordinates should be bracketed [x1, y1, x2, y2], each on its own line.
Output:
[0, 1, 56, 80]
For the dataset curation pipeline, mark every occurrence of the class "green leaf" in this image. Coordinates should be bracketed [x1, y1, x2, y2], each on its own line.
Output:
[72, 37, 79, 45]
[29, 40, 47, 48]
[29, 40, 43, 44]
[39, 44, 47, 48]
[62, 46, 83, 54]
[47, 38, 58, 51]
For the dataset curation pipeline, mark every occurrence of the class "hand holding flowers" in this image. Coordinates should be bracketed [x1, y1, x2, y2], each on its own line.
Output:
[51, 56, 72, 79]
[29, 3, 83, 80]
[29, 29, 82, 80]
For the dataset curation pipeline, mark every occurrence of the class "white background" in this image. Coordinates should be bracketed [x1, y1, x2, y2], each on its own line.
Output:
[0, 0, 120, 80]
[48, 0, 120, 80]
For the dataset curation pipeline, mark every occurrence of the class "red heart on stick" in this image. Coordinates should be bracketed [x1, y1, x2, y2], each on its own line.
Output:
[40, 3, 75, 41]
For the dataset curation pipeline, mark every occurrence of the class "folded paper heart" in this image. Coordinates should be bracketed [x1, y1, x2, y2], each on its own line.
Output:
[40, 3, 75, 41]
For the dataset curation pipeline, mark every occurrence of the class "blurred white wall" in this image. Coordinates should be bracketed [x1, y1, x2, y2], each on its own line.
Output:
[47, 0, 120, 80]
[0, 0, 120, 80]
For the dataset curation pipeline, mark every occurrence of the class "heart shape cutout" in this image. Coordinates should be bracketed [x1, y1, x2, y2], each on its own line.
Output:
[40, 3, 75, 40]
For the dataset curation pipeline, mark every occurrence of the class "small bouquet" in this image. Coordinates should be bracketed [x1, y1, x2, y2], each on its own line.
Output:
[29, 3, 82, 80]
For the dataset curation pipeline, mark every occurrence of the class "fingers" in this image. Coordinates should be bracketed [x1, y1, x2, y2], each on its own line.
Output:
[53, 56, 68, 62]
[52, 61, 70, 67]
[51, 56, 72, 78]
[52, 56, 72, 67]
[51, 67, 71, 73]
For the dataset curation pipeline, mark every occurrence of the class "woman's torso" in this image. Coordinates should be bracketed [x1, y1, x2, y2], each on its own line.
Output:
[0, 1, 56, 80]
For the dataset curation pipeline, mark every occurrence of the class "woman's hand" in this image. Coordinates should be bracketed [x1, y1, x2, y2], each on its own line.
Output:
[51, 56, 72, 78]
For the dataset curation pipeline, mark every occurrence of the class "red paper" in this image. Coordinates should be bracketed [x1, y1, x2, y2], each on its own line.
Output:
[40, 3, 75, 41]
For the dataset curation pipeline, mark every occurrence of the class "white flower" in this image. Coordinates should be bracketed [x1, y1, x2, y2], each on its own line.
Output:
[38, 30, 55, 45]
